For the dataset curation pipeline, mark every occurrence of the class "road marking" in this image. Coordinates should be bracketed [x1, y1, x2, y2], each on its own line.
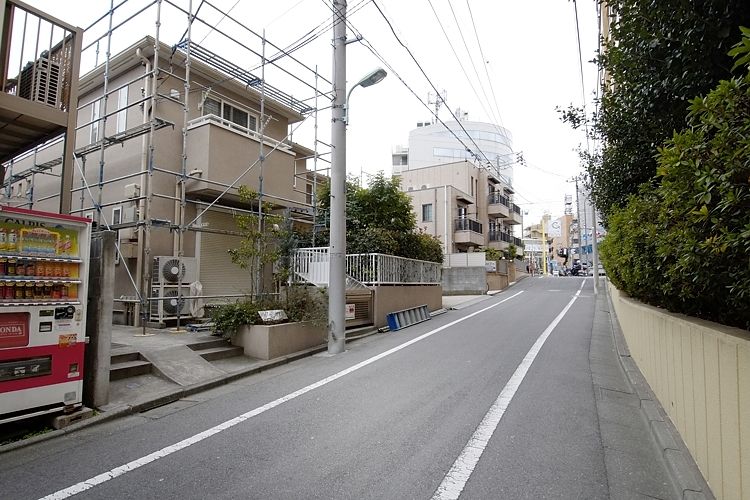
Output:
[40, 291, 525, 500]
[432, 280, 586, 500]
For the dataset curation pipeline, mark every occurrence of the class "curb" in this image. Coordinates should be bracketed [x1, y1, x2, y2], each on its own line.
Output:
[603, 285, 714, 500]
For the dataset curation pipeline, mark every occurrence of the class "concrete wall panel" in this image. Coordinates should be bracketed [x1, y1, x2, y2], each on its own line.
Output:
[609, 281, 750, 499]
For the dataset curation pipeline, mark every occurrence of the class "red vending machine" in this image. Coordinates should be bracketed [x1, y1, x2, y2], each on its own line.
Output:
[0, 206, 91, 423]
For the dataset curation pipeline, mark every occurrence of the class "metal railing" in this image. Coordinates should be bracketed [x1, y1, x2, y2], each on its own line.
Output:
[489, 231, 524, 247]
[290, 247, 441, 286]
[489, 230, 511, 243]
[1, 0, 80, 112]
[512, 203, 521, 215]
[454, 217, 483, 234]
[487, 191, 509, 207]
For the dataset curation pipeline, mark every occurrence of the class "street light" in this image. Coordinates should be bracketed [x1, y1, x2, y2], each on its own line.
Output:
[329, 14, 388, 355]
[343, 68, 387, 125]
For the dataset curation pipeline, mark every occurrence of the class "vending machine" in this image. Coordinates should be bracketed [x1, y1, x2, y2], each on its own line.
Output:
[0, 206, 91, 423]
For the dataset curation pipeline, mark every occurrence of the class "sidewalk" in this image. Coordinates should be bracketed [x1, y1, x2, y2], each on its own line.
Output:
[591, 285, 713, 499]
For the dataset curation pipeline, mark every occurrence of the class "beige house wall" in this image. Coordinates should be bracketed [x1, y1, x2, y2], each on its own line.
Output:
[399, 161, 516, 254]
[609, 283, 750, 499]
[4, 37, 316, 306]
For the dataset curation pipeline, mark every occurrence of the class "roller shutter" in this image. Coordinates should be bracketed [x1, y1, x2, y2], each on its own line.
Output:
[198, 209, 252, 303]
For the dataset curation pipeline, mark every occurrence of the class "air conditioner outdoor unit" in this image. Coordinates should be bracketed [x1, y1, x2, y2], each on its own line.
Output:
[149, 285, 192, 322]
[18, 57, 61, 107]
[152, 256, 198, 285]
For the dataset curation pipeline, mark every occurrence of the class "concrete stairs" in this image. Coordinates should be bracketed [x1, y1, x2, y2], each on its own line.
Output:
[109, 351, 153, 381]
[109, 338, 242, 384]
[187, 338, 243, 361]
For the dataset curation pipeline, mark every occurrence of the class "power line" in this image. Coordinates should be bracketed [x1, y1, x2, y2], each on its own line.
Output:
[369, 0, 501, 176]
[572, 0, 592, 155]
[465, 0, 506, 131]
[425, 0, 495, 128]
[444, 1, 502, 129]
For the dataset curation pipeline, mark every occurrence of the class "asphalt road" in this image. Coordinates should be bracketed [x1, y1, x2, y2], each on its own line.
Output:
[1, 278, 615, 499]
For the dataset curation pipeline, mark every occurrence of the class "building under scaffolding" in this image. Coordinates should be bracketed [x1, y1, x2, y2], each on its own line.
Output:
[0, 0, 330, 326]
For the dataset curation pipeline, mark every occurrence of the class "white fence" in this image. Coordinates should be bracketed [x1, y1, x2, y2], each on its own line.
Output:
[291, 247, 441, 286]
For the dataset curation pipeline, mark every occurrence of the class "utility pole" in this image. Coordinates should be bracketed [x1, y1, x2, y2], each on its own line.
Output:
[591, 197, 600, 294]
[328, 0, 347, 354]
[541, 214, 548, 276]
[575, 177, 583, 264]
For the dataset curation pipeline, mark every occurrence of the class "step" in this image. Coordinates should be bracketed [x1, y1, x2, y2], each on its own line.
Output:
[109, 359, 152, 381]
[197, 345, 244, 362]
[110, 351, 141, 365]
[187, 338, 231, 351]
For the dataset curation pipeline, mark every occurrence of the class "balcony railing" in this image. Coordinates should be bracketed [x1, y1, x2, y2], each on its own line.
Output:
[454, 217, 483, 234]
[290, 247, 441, 286]
[512, 203, 521, 215]
[489, 230, 511, 243]
[1, 0, 80, 113]
[187, 114, 292, 153]
[488, 191, 509, 207]
[488, 231, 524, 247]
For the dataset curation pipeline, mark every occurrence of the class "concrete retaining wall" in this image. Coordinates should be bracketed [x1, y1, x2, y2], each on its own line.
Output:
[441, 267, 486, 295]
[609, 282, 750, 499]
[372, 285, 442, 328]
[233, 322, 326, 360]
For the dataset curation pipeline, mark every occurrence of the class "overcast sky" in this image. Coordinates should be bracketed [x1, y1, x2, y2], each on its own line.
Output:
[25, 0, 599, 227]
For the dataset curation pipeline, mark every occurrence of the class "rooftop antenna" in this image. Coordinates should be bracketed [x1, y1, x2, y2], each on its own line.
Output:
[428, 89, 446, 124]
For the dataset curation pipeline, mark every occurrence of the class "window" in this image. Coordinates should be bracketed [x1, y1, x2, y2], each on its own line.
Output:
[203, 95, 257, 132]
[116, 86, 128, 133]
[90, 99, 102, 144]
[306, 183, 313, 205]
[204, 96, 221, 116]
[422, 203, 433, 222]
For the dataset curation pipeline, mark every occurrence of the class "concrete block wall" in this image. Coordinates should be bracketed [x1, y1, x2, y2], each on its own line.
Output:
[442, 266, 487, 295]
[609, 283, 750, 499]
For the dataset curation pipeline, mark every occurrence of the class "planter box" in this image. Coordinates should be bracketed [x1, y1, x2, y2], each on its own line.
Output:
[231, 322, 326, 360]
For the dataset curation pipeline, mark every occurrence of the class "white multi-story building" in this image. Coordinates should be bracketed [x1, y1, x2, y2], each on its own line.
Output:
[393, 118, 515, 185]
[393, 118, 523, 257]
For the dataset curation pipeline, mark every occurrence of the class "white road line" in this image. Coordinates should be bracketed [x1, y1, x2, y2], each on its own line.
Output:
[432, 280, 587, 500]
[40, 291, 525, 500]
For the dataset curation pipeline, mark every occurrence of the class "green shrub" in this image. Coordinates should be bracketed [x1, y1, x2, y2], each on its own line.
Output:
[282, 286, 328, 328]
[211, 287, 329, 337]
[211, 301, 261, 338]
[601, 31, 750, 329]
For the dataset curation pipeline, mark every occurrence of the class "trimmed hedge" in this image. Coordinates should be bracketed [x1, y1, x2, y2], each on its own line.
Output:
[600, 42, 750, 329]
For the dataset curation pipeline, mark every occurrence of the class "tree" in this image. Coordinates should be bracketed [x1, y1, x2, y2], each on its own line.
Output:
[561, 1, 750, 222]
[228, 186, 287, 297]
[315, 172, 443, 262]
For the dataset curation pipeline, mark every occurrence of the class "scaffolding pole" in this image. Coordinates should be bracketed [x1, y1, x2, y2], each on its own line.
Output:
[96, 0, 115, 227]
[175, 0, 192, 331]
[139, 0, 162, 331]
[256, 30, 266, 298]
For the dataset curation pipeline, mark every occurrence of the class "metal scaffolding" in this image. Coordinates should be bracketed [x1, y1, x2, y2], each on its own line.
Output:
[0, 0, 329, 327]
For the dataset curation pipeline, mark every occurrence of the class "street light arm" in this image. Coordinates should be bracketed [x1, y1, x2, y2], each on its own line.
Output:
[343, 67, 387, 125]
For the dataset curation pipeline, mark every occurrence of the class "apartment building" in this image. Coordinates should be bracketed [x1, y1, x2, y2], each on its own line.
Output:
[2, 35, 320, 323]
[393, 119, 523, 256]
